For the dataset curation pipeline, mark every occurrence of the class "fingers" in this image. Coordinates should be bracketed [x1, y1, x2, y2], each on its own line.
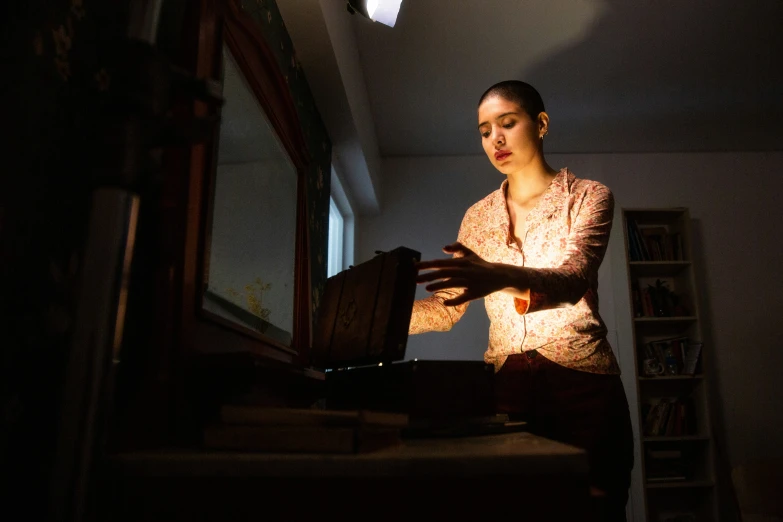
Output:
[416, 258, 464, 270]
[443, 293, 474, 306]
[417, 247, 472, 270]
[416, 267, 464, 283]
[442, 242, 475, 256]
[424, 278, 469, 292]
[415, 243, 478, 270]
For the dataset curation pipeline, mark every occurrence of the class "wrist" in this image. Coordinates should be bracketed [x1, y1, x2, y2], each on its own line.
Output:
[496, 263, 530, 300]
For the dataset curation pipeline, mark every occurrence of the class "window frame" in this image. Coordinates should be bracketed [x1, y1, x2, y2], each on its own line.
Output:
[327, 165, 355, 276]
[328, 196, 344, 278]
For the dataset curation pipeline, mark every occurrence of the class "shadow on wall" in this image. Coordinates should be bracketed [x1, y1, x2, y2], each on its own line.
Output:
[521, 0, 783, 153]
[690, 219, 738, 521]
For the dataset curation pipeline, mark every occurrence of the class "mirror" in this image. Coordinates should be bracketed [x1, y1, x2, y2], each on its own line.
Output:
[201, 44, 298, 348]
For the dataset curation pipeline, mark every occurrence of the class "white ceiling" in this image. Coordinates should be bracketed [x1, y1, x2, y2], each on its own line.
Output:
[350, 0, 783, 156]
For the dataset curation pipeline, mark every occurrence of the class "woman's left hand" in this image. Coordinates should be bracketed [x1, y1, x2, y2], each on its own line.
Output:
[416, 242, 514, 306]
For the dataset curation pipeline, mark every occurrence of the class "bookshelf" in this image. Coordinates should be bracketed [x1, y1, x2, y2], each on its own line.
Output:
[621, 208, 719, 522]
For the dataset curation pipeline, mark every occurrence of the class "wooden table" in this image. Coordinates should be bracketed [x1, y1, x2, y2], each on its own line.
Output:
[102, 431, 592, 521]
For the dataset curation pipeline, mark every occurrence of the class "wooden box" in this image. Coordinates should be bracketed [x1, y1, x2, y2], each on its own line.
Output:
[312, 246, 421, 368]
[311, 246, 495, 421]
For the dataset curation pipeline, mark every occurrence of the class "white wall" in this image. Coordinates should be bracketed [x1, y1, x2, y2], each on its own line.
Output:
[357, 152, 783, 476]
[277, 0, 382, 215]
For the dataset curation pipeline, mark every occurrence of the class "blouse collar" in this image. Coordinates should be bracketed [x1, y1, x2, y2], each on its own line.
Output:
[496, 167, 573, 246]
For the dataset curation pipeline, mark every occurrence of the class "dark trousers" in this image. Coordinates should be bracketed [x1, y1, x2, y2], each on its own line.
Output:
[494, 352, 634, 522]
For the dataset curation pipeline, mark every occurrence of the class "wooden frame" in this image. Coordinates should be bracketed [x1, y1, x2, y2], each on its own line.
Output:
[108, 0, 322, 453]
[181, 0, 312, 365]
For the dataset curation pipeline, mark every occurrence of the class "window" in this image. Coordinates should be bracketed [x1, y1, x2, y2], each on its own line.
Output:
[327, 196, 344, 277]
[327, 166, 355, 278]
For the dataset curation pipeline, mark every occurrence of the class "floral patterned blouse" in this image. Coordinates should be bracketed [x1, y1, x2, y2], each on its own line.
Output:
[409, 168, 620, 375]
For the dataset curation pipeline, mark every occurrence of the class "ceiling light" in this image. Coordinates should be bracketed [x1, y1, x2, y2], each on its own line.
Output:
[346, 0, 402, 28]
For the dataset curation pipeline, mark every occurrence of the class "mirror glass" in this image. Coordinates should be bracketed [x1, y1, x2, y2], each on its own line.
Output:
[201, 45, 298, 347]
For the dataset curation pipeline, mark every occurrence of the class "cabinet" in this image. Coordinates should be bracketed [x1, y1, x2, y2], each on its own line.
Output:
[621, 208, 719, 522]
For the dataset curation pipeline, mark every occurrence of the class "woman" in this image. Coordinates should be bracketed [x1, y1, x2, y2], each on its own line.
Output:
[410, 80, 634, 522]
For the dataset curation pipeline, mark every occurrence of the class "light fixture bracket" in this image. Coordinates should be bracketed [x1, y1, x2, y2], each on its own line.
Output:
[346, 0, 370, 19]
[346, 0, 401, 28]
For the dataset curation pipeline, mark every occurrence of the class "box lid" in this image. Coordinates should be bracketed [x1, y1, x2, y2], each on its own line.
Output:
[311, 246, 421, 370]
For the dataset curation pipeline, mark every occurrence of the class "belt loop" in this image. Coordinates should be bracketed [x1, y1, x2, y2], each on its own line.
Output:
[524, 349, 538, 360]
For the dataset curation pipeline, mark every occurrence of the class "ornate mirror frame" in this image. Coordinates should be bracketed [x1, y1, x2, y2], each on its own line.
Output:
[110, 0, 327, 452]
[179, 0, 313, 367]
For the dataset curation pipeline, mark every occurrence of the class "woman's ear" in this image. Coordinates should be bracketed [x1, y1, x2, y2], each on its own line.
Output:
[538, 111, 550, 138]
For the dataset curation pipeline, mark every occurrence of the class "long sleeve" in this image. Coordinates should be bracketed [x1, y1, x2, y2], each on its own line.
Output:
[515, 183, 614, 314]
[408, 289, 469, 334]
[408, 217, 472, 335]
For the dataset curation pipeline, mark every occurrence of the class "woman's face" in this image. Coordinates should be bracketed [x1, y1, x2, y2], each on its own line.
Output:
[477, 95, 543, 174]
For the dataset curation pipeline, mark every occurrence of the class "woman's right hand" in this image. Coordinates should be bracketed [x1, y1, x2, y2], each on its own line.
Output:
[416, 242, 527, 306]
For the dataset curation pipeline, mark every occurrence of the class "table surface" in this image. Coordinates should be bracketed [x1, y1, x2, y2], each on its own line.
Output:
[109, 431, 588, 478]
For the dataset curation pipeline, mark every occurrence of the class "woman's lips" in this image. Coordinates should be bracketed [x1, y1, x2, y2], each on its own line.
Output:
[495, 151, 512, 161]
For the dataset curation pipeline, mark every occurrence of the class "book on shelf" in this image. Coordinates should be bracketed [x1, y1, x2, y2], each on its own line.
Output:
[641, 226, 684, 262]
[681, 342, 702, 375]
[642, 396, 696, 437]
[642, 399, 667, 436]
[656, 337, 686, 376]
[625, 218, 684, 262]
[640, 286, 655, 317]
[641, 226, 669, 261]
[640, 336, 701, 377]
[202, 406, 409, 453]
[645, 446, 692, 483]
[634, 278, 690, 318]
[626, 218, 647, 261]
